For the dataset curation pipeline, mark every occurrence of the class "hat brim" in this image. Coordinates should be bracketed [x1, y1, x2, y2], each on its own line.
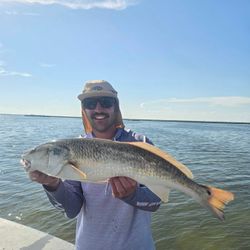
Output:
[78, 92, 117, 101]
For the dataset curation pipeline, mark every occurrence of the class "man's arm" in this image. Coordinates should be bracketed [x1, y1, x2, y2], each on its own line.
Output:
[122, 184, 162, 212]
[109, 177, 161, 212]
[29, 171, 85, 218]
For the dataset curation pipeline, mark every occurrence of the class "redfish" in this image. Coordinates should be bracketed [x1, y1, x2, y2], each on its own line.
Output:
[21, 138, 234, 220]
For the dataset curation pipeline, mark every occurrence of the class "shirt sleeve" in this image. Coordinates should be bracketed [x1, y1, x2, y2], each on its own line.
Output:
[121, 184, 161, 212]
[43, 180, 85, 219]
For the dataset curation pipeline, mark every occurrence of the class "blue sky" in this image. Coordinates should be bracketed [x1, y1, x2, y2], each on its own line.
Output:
[0, 0, 249, 122]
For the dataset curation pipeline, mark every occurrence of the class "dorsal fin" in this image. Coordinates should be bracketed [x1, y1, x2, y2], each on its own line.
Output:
[128, 142, 193, 179]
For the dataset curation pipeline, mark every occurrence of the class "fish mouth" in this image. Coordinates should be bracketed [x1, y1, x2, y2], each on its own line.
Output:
[20, 158, 31, 172]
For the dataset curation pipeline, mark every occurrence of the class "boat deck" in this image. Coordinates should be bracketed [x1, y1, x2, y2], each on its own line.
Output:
[0, 217, 74, 250]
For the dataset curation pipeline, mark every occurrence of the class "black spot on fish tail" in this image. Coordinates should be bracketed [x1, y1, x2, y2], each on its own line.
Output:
[200, 184, 212, 196]
[207, 190, 211, 196]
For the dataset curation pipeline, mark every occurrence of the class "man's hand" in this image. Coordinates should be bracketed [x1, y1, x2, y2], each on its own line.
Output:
[29, 170, 60, 191]
[109, 176, 137, 198]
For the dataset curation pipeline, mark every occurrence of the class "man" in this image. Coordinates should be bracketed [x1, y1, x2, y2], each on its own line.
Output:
[28, 80, 161, 250]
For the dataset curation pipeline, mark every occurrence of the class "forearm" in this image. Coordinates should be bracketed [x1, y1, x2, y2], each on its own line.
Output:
[121, 184, 162, 212]
[44, 180, 85, 218]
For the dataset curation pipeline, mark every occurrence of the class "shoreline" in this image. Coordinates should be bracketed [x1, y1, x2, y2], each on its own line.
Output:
[1, 113, 250, 125]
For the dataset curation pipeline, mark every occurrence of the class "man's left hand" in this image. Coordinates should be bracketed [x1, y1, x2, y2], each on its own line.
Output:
[109, 177, 137, 198]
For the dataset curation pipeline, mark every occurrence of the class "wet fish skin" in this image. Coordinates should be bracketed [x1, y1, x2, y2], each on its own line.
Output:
[21, 138, 234, 221]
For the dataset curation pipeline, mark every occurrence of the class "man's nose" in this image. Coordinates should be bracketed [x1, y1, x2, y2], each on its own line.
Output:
[94, 102, 103, 111]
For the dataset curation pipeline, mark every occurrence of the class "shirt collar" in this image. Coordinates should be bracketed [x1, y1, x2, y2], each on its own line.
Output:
[83, 128, 124, 141]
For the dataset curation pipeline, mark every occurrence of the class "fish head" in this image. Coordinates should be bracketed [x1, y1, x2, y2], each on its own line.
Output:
[21, 142, 71, 177]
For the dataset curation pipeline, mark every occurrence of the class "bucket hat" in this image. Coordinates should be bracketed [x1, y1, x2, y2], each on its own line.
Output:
[78, 80, 118, 101]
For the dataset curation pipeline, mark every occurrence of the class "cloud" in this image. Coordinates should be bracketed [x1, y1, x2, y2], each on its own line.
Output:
[1, 0, 138, 10]
[0, 65, 32, 77]
[140, 97, 250, 109]
[137, 96, 250, 122]
[4, 10, 40, 16]
[0, 45, 32, 77]
[40, 63, 56, 68]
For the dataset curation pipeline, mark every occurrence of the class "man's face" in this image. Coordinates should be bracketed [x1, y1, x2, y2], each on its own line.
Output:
[82, 97, 117, 133]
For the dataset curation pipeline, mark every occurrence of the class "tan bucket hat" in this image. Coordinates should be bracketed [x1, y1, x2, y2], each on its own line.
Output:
[77, 80, 118, 101]
[77, 80, 124, 134]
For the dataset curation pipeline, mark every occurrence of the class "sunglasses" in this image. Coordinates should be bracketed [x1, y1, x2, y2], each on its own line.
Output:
[82, 97, 116, 110]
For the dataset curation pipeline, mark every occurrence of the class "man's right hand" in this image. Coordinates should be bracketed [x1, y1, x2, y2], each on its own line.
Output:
[29, 171, 60, 191]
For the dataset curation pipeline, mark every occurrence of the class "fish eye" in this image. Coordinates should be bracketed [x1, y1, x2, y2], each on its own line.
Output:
[49, 145, 70, 156]
[51, 147, 63, 155]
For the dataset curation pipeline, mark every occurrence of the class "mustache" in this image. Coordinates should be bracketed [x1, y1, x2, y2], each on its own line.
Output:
[91, 112, 109, 119]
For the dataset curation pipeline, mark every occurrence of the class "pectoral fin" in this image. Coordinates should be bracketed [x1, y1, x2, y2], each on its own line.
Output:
[147, 184, 170, 203]
[56, 163, 87, 181]
[69, 164, 87, 179]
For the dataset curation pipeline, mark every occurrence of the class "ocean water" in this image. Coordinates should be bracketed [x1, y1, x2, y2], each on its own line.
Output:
[0, 114, 249, 250]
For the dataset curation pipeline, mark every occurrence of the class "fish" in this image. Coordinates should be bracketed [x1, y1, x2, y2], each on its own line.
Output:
[20, 138, 234, 221]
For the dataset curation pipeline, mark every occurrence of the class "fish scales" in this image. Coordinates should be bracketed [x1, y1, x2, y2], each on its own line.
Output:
[70, 138, 181, 182]
[21, 138, 234, 221]
[43, 139, 227, 207]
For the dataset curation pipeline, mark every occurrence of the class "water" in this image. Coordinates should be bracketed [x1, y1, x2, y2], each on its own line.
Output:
[0, 114, 249, 250]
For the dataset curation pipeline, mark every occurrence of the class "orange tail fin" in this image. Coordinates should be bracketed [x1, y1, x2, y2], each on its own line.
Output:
[206, 186, 234, 221]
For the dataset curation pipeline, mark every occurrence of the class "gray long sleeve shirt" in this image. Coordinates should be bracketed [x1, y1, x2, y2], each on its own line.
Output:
[44, 128, 162, 250]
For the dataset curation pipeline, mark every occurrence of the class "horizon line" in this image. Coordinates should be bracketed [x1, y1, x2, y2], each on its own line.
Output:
[1, 113, 250, 125]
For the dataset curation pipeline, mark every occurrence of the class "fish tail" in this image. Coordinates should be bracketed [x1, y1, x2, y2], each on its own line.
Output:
[205, 186, 234, 221]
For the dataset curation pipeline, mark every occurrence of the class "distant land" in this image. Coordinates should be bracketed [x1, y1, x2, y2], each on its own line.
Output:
[1, 113, 249, 125]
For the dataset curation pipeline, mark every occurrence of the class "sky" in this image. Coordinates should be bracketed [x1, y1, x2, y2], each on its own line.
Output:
[0, 0, 249, 122]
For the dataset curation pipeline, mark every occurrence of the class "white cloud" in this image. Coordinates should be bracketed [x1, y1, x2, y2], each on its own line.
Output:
[138, 96, 250, 122]
[0, 44, 32, 78]
[4, 10, 40, 16]
[5, 10, 18, 15]
[40, 63, 56, 68]
[22, 11, 40, 16]
[0, 66, 32, 77]
[140, 97, 250, 109]
[1, 0, 138, 10]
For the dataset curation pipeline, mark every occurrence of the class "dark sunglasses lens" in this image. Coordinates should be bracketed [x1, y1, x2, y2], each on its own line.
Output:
[82, 98, 97, 109]
[82, 97, 115, 110]
[99, 97, 115, 108]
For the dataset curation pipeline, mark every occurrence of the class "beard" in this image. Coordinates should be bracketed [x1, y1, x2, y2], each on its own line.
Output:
[89, 112, 117, 133]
